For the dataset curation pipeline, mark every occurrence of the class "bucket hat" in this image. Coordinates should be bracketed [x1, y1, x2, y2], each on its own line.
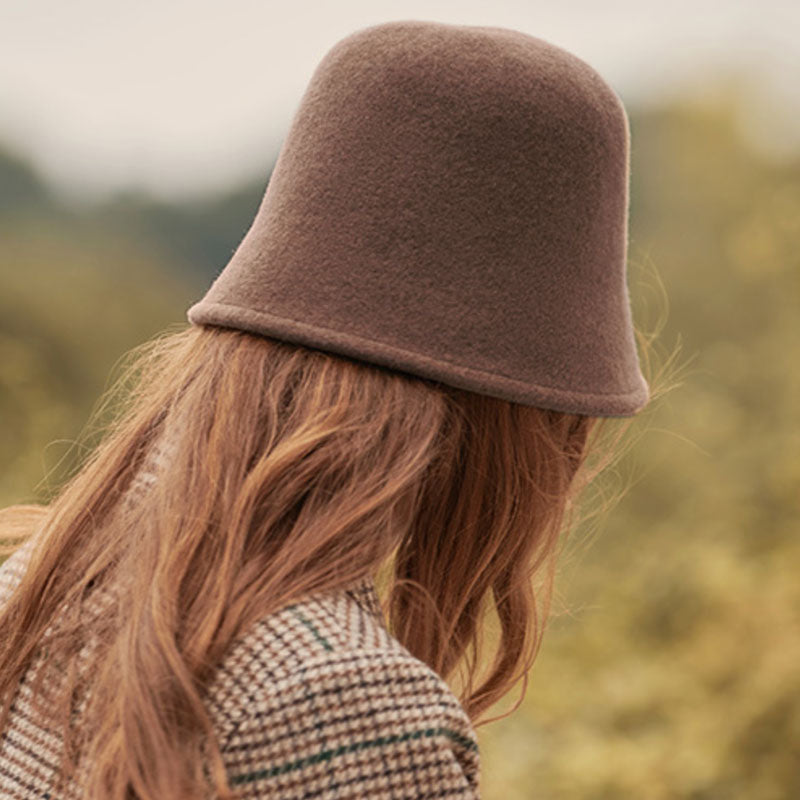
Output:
[187, 20, 650, 416]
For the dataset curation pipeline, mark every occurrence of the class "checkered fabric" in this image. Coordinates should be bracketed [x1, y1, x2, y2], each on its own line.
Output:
[0, 443, 481, 798]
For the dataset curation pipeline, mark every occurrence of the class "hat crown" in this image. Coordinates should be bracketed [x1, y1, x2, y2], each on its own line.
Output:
[272, 21, 630, 260]
[188, 21, 649, 417]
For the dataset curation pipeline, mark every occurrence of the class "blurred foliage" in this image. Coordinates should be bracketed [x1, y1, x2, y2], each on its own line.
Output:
[0, 83, 798, 798]
[476, 89, 800, 799]
[0, 149, 264, 500]
[89, 179, 266, 284]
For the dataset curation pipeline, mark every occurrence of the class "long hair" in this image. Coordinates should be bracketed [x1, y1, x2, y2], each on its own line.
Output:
[0, 322, 658, 799]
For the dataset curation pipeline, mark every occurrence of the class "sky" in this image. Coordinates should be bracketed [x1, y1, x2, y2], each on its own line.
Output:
[1, 0, 799, 202]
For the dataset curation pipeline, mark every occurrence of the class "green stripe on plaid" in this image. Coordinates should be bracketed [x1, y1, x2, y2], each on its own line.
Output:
[229, 726, 479, 786]
[289, 607, 334, 651]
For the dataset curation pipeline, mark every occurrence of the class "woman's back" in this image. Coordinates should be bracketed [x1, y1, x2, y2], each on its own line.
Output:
[0, 518, 480, 799]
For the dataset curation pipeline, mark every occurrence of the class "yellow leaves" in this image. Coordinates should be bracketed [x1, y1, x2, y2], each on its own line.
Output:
[725, 181, 800, 281]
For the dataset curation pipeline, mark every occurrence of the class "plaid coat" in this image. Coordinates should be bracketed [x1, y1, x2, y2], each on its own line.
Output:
[0, 456, 481, 799]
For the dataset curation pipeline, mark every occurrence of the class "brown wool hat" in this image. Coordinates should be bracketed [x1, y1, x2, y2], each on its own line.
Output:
[187, 20, 650, 417]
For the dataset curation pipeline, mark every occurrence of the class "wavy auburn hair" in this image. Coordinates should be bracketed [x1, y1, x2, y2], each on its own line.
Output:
[0, 323, 644, 799]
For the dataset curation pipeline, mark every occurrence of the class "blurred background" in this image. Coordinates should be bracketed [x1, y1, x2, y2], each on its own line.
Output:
[1, 1, 798, 797]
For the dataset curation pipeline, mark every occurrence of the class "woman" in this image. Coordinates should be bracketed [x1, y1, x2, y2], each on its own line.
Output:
[0, 19, 664, 800]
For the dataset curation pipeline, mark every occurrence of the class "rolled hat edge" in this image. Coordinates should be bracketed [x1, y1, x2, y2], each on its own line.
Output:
[186, 300, 650, 418]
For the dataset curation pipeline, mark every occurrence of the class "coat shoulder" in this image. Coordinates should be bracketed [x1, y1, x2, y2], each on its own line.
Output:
[209, 581, 481, 798]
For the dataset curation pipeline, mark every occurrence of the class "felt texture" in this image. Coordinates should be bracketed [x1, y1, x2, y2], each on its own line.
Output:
[187, 20, 650, 417]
